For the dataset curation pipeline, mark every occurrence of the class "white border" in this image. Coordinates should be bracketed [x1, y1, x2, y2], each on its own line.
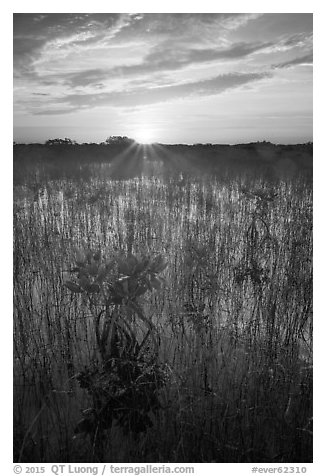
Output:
[5, 3, 323, 474]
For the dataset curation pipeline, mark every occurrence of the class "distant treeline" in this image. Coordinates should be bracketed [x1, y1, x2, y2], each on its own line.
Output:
[13, 139, 313, 184]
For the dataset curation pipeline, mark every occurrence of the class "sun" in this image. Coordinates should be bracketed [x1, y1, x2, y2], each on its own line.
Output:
[134, 129, 155, 145]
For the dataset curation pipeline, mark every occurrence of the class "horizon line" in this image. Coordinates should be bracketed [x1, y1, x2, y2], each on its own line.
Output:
[13, 139, 313, 147]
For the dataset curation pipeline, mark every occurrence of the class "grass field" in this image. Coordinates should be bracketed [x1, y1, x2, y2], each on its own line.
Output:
[13, 151, 312, 463]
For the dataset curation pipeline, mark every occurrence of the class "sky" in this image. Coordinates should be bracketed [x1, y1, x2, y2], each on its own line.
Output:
[13, 13, 313, 144]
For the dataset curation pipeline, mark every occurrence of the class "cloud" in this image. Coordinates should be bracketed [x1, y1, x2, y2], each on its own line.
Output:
[33, 72, 272, 114]
[186, 41, 274, 62]
[63, 69, 110, 88]
[33, 107, 82, 115]
[59, 40, 274, 90]
[13, 14, 127, 75]
[111, 13, 262, 43]
[261, 32, 313, 56]
[13, 14, 265, 81]
[273, 53, 313, 69]
[14, 13, 311, 92]
[282, 32, 313, 48]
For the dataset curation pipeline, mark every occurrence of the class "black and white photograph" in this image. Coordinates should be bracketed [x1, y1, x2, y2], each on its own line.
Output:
[12, 6, 314, 467]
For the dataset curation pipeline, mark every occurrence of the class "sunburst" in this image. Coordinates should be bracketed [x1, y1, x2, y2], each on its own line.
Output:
[133, 129, 155, 145]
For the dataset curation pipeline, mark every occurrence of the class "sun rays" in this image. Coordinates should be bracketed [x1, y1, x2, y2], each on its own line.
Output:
[133, 128, 156, 145]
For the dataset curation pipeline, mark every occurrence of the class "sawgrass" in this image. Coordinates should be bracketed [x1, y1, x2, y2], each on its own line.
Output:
[13, 162, 312, 462]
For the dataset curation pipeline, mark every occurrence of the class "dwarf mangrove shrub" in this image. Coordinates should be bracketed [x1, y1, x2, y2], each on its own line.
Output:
[64, 247, 169, 460]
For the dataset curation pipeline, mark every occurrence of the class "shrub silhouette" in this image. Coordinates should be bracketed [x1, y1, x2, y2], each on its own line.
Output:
[64, 247, 169, 460]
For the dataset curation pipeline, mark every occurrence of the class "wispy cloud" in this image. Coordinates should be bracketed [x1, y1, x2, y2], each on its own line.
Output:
[13, 13, 128, 76]
[46, 39, 274, 91]
[63, 69, 110, 88]
[32, 72, 271, 115]
[105, 41, 275, 79]
[273, 53, 313, 69]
